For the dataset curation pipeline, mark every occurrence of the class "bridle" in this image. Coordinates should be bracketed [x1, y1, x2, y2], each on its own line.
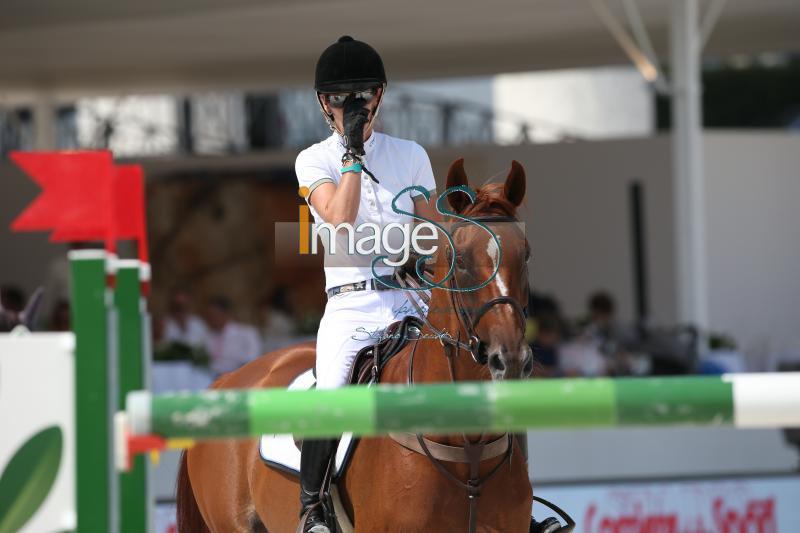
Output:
[446, 215, 528, 365]
[403, 215, 529, 367]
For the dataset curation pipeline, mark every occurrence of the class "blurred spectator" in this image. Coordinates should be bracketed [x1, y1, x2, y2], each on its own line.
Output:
[586, 292, 615, 337]
[1, 285, 46, 332]
[49, 298, 71, 331]
[587, 291, 625, 372]
[526, 291, 570, 338]
[576, 291, 638, 375]
[528, 292, 563, 321]
[1, 285, 25, 332]
[151, 314, 166, 346]
[152, 311, 210, 367]
[531, 313, 561, 377]
[164, 287, 208, 349]
[259, 286, 297, 353]
[40, 243, 100, 330]
[1, 284, 25, 325]
[559, 339, 608, 377]
[203, 296, 262, 376]
[40, 252, 69, 330]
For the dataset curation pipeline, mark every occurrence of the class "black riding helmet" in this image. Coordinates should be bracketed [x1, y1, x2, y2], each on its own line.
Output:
[315, 35, 386, 93]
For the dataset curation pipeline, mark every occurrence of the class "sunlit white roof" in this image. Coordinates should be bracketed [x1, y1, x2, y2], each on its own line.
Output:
[1, 0, 798, 97]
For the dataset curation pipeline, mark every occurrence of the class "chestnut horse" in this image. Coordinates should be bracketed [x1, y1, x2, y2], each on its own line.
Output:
[177, 159, 535, 532]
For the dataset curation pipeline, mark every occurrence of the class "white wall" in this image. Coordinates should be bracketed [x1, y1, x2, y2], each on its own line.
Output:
[704, 133, 800, 369]
[429, 132, 800, 368]
[429, 136, 676, 326]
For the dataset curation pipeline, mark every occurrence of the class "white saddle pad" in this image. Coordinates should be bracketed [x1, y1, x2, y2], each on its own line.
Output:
[259, 369, 355, 478]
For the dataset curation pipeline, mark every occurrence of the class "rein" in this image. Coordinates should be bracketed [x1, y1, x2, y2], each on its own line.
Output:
[389, 215, 525, 533]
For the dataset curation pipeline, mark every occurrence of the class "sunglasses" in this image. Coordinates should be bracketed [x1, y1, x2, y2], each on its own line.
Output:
[324, 88, 379, 109]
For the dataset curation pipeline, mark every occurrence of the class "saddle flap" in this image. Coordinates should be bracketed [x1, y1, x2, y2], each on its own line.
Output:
[349, 314, 423, 385]
[259, 369, 355, 478]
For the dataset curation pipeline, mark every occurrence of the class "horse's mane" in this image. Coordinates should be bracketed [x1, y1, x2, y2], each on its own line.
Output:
[459, 183, 518, 219]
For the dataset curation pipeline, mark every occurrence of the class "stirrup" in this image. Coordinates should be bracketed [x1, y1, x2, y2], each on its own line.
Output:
[531, 495, 576, 533]
[531, 516, 562, 533]
[298, 500, 331, 533]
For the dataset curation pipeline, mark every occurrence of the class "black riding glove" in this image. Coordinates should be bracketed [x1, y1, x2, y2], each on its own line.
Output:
[342, 95, 370, 157]
[397, 251, 431, 283]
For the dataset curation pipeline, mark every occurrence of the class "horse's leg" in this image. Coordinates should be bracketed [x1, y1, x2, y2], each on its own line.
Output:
[176, 450, 210, 533]
[187, 439, 262, 532]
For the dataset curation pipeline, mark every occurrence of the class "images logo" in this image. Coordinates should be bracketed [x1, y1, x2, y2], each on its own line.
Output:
[297, 185, 505, 292]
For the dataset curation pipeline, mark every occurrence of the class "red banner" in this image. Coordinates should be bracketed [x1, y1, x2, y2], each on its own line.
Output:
[10, 150, 149, 265]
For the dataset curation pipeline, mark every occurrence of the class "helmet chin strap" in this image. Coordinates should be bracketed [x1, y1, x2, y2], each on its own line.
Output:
[366, 84, 386, 133]
[316, 94, 340, 135]
[316, 84, 386, 144]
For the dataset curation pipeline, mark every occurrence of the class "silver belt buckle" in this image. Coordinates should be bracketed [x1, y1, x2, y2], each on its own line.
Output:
[341, 283, 356, 294]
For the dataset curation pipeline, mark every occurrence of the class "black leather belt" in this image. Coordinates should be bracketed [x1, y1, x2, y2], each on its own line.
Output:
[326, 275, 396, 299]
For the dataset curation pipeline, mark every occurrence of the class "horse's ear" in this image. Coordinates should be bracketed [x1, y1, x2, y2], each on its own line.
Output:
[504, 160, 526, 207]
[445, 158, 471, 213]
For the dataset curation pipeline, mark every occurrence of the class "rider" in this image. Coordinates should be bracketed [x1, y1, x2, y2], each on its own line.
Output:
[295, 36, 566, 533]
[295, 35, 439, 533]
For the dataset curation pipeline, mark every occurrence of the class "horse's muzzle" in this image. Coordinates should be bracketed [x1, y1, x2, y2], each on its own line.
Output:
[487, 343, 534, 380]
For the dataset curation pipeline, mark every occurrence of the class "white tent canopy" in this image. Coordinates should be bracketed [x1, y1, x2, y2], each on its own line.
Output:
[1, 0, 798, 97]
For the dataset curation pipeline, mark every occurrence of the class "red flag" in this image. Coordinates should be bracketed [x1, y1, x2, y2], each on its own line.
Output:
[10, 151, 150, 267]
[113, 164, 149, 264]
[10, 151, 114, 239]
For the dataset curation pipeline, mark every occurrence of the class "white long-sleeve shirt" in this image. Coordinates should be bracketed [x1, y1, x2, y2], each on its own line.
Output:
[164, 315, 208, 348]
[204, 321, 262, 376]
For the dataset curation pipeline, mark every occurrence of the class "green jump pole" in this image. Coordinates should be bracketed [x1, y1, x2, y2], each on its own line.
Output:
[114, 260, 149, 533]
[69, 250, 114, 533]
[127, 373, 800, 440]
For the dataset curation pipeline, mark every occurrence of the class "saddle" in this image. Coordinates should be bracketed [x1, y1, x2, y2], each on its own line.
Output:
[346, 314, 424, 386]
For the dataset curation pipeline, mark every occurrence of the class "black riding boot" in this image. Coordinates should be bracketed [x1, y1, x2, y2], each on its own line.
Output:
[299, 438, 337, 533]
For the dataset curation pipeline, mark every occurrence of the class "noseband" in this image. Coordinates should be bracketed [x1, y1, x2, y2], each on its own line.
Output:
[444, 215, 528, 365]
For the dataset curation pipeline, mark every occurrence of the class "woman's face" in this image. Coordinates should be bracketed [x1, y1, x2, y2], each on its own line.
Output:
[320, 86, 383, 139]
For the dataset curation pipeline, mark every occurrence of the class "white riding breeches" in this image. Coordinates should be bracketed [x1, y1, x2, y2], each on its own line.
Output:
[315, 287, 429, 390]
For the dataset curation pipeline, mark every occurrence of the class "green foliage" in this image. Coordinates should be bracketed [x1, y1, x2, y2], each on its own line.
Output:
[153, 341, 210, 367]
[296, 312, 322, 335]
[708, 332, 737, 351]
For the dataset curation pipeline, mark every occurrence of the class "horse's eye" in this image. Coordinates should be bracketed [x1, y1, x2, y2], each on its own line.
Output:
[446, 247, 466, 270]
[525, 247, 531, 263]
[455, 251, 466, 269]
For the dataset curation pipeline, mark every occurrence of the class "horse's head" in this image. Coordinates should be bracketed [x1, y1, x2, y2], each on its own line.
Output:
[433, 158, 532, 381]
